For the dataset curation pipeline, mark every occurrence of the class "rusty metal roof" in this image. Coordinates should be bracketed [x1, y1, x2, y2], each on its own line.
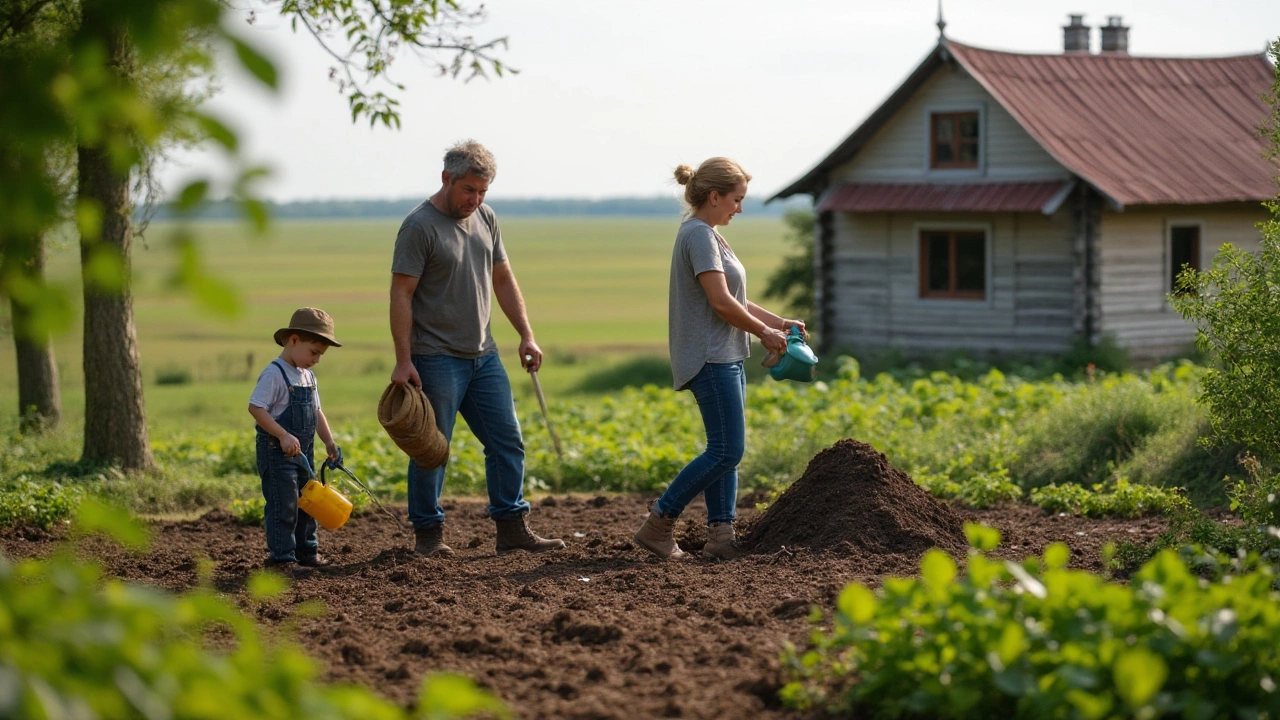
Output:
[818, 181, 1073, 214]
[772, 40, 1278, 207]
[947, 41, 1276, 207]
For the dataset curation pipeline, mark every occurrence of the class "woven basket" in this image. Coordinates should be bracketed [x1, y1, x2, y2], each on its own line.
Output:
[377, 382, 449, 469]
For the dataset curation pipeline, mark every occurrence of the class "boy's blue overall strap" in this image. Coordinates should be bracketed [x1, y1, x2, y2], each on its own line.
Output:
[272, 359, 293, 388]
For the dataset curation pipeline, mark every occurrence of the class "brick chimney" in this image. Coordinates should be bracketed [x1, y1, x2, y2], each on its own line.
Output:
[1100, 16, 1129, 54]
[1062, 14, 1090, 53]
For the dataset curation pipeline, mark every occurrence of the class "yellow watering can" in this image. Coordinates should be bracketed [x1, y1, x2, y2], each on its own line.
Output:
[289, 454, 353, 530]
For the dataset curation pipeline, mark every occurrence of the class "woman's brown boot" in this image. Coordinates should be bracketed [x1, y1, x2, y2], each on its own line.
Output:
[702, 522, 742, 560]
[633, 504, 686, 559]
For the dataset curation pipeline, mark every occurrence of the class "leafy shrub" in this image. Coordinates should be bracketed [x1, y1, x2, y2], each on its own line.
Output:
[0, 479, 81, 529]
[782, 523, 1280, 719]
[573, 354, 673, 393]
[0, 505, 509, 720]
[155, 365, 194, 385]
[230, 496, 265, 526]
[1030, 479, 1191, 519]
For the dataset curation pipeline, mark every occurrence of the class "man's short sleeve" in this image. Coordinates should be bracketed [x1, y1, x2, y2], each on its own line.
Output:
[486, 206, 506, 265]
[685, 225, 724, 276]
[392, 220, 429, 277]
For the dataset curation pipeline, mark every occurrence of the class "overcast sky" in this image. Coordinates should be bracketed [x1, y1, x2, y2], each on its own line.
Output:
[162, 0, 1280, 202]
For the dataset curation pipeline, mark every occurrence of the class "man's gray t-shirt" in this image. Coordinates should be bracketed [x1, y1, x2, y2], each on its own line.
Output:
[392, 201, 507, 358]
[669, 218, 750, 390]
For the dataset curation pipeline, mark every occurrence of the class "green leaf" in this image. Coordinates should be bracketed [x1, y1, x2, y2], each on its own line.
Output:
[229, 35, 278, 89]
[177, 180, 210, 210]
[73, 498, 149, 551]
[964, 522, 1001, 551]
[1044, 542, 1070, 570]
[195, 113, 239, 151]
[417, 673, 511, 719]
[247, 570, 287, 600]
[921, 549, 957, 591]
[1113, 647, 1167, 708]
[996, 622, 1027, 666]
[84, 247, 125, 293]
[836, 583, 877, 624]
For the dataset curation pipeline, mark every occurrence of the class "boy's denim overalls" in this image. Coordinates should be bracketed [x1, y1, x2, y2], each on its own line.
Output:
[255, 360, 319, 563]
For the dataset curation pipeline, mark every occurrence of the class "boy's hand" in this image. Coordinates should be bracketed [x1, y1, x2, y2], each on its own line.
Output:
[324, 441, 338, 462]
[280, 433, 301, 457]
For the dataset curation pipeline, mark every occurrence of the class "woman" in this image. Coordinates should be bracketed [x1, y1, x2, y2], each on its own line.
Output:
[633, 157, 805, 560]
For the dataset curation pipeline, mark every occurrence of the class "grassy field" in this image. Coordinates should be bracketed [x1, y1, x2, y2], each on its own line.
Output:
[0, 215, 789, 430]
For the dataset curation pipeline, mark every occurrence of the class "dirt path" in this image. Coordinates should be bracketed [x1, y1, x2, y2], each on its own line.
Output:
[1, 495, 1168, 720]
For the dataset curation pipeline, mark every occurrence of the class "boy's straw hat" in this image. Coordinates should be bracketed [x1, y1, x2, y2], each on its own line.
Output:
[274, 307, 343, 347]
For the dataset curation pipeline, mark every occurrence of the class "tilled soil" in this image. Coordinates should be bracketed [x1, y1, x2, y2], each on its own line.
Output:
[1, 494, 1169, 720]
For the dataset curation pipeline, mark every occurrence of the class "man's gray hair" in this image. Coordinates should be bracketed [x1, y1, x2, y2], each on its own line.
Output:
[443, 140, 497, 180]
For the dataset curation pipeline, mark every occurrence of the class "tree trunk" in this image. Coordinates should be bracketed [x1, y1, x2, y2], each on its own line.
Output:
[77, 27, 153, 471]
[7, 233, 62, 432]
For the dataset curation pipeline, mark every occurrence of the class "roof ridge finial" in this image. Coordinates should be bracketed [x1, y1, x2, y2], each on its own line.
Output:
[936, 0, 947, 38]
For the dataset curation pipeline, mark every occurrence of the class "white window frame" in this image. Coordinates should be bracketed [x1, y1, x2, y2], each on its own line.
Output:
[922, 103, 987, 178]
[912, 220, 995, 307]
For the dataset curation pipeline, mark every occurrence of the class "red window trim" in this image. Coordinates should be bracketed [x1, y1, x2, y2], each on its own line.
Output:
[919, 230, 986, 300]
[930, 112, 980, 169]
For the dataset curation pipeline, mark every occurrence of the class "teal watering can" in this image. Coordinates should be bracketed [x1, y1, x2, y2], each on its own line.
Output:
[766, 326, 818, 382]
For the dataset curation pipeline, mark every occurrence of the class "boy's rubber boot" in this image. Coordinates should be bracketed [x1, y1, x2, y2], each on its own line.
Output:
[413, 524, 455, 558]
[702, 522, 743, 560]
[264, 559, 314, 579]
[494, 513, 566, 555]
[297, 554, 330, 568]
[633, 504, 686, 560]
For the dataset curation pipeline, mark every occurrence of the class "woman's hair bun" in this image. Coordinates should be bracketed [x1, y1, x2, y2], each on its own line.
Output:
[673, 165, 695, 186]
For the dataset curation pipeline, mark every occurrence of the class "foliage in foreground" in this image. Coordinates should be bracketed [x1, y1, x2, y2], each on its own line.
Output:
[0, 500, 508, 720]
[782, 524, 1280, 719]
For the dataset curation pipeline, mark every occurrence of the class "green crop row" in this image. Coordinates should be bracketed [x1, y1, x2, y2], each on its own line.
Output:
[782, 524, 1280, 719]
[0, 361, 1248, 525]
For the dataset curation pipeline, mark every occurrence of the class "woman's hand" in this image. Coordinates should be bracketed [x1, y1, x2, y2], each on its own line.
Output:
[759, 327, 787, 354]
[781, 319, 808, 340]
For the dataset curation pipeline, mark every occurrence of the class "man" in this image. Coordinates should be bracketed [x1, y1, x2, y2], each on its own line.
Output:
[390, 140, 565, 557]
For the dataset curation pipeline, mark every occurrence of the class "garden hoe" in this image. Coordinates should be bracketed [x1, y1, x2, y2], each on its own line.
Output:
[525, 354, 564, 460]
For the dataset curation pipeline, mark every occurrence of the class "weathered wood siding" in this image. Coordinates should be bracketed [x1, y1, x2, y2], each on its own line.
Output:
[825, 209, 1075, 355]
[1097, 204, 1268, 359]
[830, 64, 1069, 184]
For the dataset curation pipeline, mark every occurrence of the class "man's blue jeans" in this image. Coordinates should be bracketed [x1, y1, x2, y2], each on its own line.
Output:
[408, 352, 531, 528]
[654, 361, 745, 524]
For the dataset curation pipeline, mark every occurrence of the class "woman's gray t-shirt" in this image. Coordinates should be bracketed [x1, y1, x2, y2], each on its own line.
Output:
[668, 218, 749, 390]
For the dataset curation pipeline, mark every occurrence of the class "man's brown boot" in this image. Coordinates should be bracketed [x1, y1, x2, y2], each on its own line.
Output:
[413, 524, 455, 557]
[494, 512, 566, 555]
[702, 522, 742, 560]
[633, 504, 686, 560]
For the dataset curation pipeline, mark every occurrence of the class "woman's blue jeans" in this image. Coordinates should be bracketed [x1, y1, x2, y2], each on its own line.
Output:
[407, 352, 531, 528]
[655, 361, 745, 524]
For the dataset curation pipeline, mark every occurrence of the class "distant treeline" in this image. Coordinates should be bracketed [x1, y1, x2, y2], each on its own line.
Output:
[147, 195, 811, 221]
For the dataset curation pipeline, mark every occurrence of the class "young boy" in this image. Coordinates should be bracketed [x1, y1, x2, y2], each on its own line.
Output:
[248, 307, 342, 578]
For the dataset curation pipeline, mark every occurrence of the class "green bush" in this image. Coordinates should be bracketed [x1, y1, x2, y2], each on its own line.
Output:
[782, 523, 1280, 719]
[230, 496, 265, 526]
[0, 506, 510, 720]
[1030, 479, 1191, 519]
[155, 365, 194, 385]
[0, 479, 81, 529]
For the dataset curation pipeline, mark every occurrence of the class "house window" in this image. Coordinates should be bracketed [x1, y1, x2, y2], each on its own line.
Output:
[930, 112, 980, 169]
[919, 230, 986, 300]
[1169, 225, 1201, 293]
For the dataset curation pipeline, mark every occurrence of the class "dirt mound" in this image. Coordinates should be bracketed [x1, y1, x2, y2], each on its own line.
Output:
[744, 439, 967, 557]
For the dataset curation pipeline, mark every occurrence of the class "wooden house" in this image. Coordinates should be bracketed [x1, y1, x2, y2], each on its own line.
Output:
[771, 15, 1277, 361]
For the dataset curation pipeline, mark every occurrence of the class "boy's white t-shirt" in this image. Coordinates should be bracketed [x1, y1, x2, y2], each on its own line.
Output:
[248, 360, 321, 418]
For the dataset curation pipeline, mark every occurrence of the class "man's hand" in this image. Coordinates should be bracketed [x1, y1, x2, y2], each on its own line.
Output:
[519, 337, 543, 372]
[280, 433, 301, 457]
[392, 360, 421, 388]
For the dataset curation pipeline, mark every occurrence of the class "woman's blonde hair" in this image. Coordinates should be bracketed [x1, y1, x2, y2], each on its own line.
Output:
[673, 157, 751, 209]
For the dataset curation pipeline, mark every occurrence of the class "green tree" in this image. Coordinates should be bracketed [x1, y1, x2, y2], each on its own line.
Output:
[1171, 40, 1280, 458]
[762, 207, 815, 320]
[1, 0, 509, 467]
